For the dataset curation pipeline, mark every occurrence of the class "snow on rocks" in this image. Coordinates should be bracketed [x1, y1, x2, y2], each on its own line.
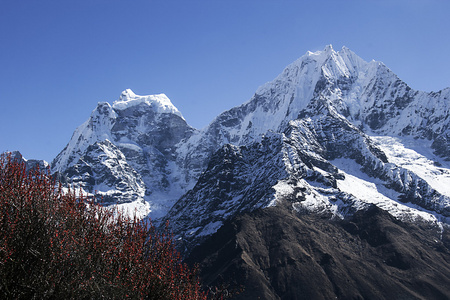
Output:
[51, 46, 450, 249]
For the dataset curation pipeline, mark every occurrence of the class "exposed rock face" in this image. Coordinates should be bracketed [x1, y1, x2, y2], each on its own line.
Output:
[63, 140, 145, 204]
[186, 204, 450, 300]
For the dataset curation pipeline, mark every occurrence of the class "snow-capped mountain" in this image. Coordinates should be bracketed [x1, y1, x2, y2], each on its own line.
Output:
[167, 109, 450, 252]
[52, 45, 450, 252]
[52, 89, 196, 218]
[165, 45, 450, 251]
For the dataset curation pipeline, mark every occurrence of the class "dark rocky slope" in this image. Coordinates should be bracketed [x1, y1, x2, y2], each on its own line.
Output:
[186, 203, 450, 300]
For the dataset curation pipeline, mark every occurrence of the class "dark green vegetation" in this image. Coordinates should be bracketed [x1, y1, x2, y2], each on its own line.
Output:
[187, 202, 450, 300]
[0, 154, 206, 299]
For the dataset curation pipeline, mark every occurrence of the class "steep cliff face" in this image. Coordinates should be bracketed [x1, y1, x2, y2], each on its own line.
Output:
[62, 139, 146, 204]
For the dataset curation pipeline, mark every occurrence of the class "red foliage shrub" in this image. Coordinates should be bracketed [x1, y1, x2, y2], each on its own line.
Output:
[0, 153, 207, 299]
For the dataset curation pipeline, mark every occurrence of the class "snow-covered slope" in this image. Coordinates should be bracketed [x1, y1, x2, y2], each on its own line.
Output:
[167, 110, 449, 252]
[52, 45, 450, 249]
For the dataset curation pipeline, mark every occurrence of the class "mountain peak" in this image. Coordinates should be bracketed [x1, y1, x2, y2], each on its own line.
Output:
[306, 44, 335, 58]
[113, 90, 184, 119]
[119, 88, 137, 101]
[303, 45, 365, 65]
[324, 44, 334, 52]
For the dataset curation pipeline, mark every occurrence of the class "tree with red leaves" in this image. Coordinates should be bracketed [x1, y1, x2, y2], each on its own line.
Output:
[0, 153, 207, 299]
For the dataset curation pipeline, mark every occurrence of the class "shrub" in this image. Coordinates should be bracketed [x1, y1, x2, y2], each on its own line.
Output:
[0, 153, 206, 299]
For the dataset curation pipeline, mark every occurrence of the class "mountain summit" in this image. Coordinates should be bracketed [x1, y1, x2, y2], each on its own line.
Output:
[52, 88, 196, 218]
[114, 89, 184, 118]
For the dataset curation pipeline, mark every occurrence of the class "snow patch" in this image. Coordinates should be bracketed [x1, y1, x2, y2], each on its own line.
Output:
[332, 158, 443, 224]
[198, 221, 223, 237]
[372, 136, 450, 198]
[114, 200, 151, 220]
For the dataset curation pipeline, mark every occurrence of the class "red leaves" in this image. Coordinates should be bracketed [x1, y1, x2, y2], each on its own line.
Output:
[0, 153, 207, 299]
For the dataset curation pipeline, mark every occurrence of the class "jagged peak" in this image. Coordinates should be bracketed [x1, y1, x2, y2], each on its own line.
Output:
[281, 45, 375, 86]
[256, 45, 369, 94]
[302, 45, 367, 67]
[305, 44, 335, 62]
[324, 44, 334, 52]
[113, 90, 185, 120]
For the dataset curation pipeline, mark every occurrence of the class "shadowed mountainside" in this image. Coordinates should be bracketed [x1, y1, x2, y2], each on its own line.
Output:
[186, 203, 450, 300]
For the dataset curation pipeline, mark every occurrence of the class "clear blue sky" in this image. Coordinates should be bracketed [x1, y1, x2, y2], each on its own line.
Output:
[1, 0, 449, 162]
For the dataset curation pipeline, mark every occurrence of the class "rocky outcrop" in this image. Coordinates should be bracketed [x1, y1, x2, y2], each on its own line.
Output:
[63, 140, 145, 204]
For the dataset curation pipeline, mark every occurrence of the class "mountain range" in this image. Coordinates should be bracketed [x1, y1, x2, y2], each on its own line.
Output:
[24, 45, 450, 298]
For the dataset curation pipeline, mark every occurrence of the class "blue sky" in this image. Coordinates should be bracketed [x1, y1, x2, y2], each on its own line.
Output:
[1, 0, 449, 162]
